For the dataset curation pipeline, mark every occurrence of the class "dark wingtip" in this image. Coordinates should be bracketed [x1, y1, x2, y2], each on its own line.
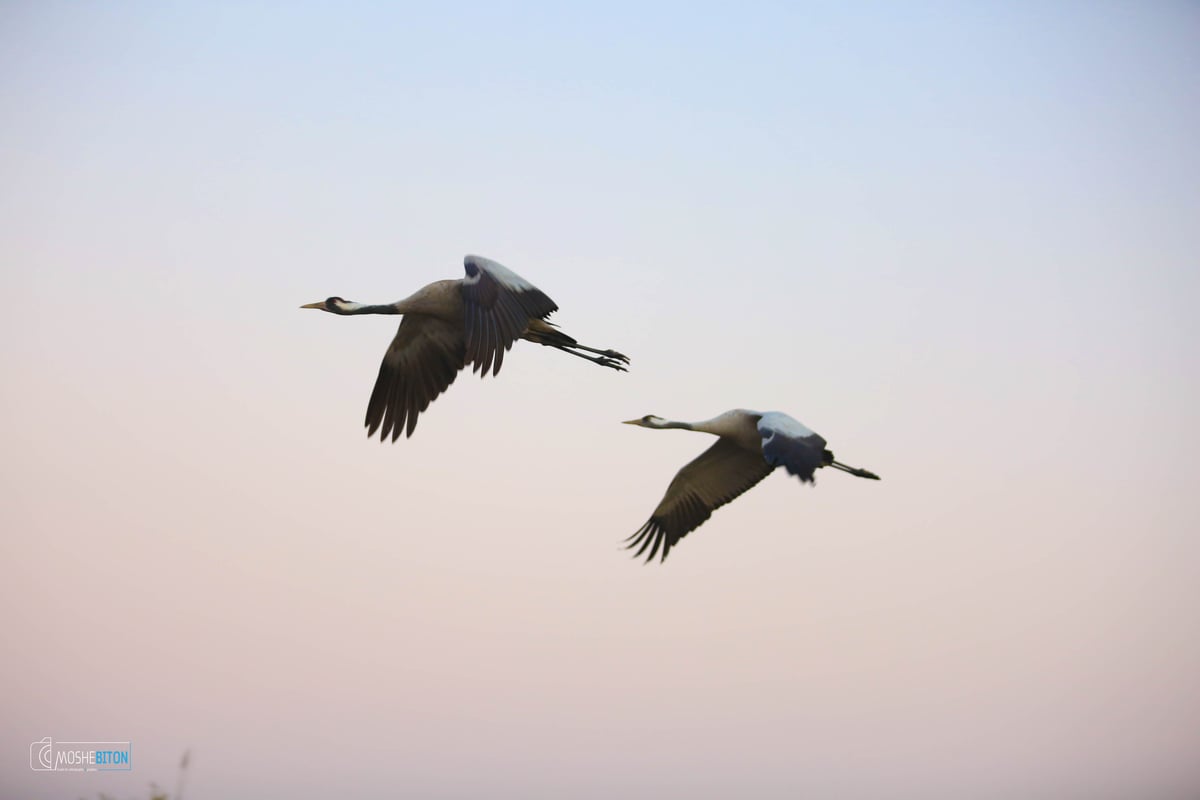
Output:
[624, 520, 673, 564]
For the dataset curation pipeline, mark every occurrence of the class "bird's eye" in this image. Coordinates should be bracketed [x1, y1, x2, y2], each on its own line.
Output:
[643, 415, 652, 422]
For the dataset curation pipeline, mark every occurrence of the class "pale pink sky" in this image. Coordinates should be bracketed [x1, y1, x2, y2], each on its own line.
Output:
[2, 3, 1198, 798]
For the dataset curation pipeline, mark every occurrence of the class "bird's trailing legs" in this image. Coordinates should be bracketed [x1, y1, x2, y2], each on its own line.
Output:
[551, 342, 630, 371]
[552, 343, 628, 371]
[829, 460, 881, 480]
[521, 320, 630, 372]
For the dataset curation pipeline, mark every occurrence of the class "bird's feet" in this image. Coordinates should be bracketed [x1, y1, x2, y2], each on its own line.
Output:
[602, 349, 631, 365]
[555, 343, 631, 371]
[597, 355, 628, 372]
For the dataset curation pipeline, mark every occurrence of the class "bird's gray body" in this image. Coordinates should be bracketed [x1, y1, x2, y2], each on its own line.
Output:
[303, 255, 629, 441]
[389, 279, 463, 321]
[624, 409, 878, 562]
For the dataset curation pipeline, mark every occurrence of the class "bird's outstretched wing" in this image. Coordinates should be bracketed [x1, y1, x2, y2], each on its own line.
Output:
[757, 412, 827, 482]
[365, 315, 466, 442]
[460, 255, 558, 377]
[627, 438, 775, 563]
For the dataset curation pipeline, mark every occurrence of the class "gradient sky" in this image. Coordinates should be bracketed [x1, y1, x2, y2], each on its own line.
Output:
[2, 2, 1198, 798]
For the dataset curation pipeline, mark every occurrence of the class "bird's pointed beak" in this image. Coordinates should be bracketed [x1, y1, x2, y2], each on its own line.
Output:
[300, 301, 325, 310]
[622, 418, 641, 425]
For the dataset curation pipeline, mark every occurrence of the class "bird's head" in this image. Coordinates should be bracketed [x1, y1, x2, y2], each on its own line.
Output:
[301, 297, 352, 314]
[623, 414, 669, 429]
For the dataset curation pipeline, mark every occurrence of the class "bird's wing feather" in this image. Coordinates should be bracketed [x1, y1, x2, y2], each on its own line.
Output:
[365, 315, 466, 442]
[757, 412, 827, 482]
[460, 255, 558, 377]
[627, 438, 775, 563]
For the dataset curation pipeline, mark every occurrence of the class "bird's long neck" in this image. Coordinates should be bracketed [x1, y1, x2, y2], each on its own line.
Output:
[688, 412, 751, 437]
[334, 301, 401, 315]
[653, 420, 696, 431]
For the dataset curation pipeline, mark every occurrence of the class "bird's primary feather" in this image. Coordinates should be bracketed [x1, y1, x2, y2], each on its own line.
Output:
[365, 315, 465, 441]
[626, 437, 775, 563]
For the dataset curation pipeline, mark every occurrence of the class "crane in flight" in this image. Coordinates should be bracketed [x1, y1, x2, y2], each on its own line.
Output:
[303, 255, 629, 441]
[623, 409, 879, 562]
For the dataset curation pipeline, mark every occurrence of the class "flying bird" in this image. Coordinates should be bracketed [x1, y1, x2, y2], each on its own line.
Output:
[302, 255, 629, 441]
[623, 409, 880, 562]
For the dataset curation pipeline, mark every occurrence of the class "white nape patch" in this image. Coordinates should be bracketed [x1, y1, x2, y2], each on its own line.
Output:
[336, 300, 368, 313]
[757, 411, 816, 441]
[464, 254, 535, 291]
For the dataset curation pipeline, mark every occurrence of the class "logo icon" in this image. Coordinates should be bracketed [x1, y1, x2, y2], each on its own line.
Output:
[30, 737, 53, 771]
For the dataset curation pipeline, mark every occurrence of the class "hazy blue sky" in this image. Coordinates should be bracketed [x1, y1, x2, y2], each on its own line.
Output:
[2, 2, 1198, 798]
